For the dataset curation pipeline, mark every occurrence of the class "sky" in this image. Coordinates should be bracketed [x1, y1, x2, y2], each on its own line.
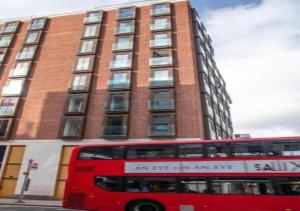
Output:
[0, 0, 299, 138]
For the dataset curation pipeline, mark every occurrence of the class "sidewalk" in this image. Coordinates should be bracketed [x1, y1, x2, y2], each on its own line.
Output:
[0, 198, 62, 207]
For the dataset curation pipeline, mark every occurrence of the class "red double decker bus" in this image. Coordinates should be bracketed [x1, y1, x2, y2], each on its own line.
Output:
[63, 137, 300, 211]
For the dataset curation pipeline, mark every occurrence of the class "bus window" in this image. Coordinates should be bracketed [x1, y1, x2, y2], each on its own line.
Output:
[276, 178, 300, 195]
[126, 177, 177, 193]
[230, 142, 266, 157]
[207, 143, 230, 157]
[79, 146, 124, 160]
[95, 176, 123, 192]
[211, 179, 274, 195]
[269, 140, 300, 156]
[180, 178, 207, 193]
[179, 144, 204, 158]
[126, 145, 175, 159]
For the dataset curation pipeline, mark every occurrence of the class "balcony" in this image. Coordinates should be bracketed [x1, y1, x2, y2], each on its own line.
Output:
[150, 22, 171, 31]
[105, 102, 129, 113]
[112, 42, 133, 51]
[0, 39, 11, 47]
[151, 7, 171, 16]
[28, 23, 45, 31]
[0, 27, 16, 34]
[16, 52, 35, 60]
[102, 126, 127, 137]
[148, 125, 175, 136]
[84, 15, 102, 24]
[0, 106, 15, 116]
[150, 38, 171, 48]
[149, 77, 173, 87]
[149, 57, 172, 67]
[115, 26, 135, 35]
[108, 80, 130, 90]
[9, 67, 29, 77]
[110, 60, 132, 69]
[149, 99, 174, 111]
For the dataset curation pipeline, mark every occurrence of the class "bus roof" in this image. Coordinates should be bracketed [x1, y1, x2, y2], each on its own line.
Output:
[75, 136, 300, 150]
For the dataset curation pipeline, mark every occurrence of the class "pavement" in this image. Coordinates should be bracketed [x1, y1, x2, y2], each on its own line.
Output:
[0, 198, 62, 207]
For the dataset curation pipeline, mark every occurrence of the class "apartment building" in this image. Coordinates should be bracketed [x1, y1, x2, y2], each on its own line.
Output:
[0, 0, 233, 200]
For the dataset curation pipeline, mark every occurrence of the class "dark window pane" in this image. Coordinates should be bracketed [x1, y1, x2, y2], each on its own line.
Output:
[179, 144, 204, 158]
[79, 146, 124, 160]
[277, 178, 300, 195]
[0, 120, 9, 136]
[126, 177, 176, 193]
[230, 142, 266, 157]
[126, 145, 175, 159]
[207, 143, 230, 157]
[95, 176, 123, 192]
[180, 178, 207, 193]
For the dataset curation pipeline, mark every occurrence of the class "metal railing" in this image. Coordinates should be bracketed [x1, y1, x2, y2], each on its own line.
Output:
[9, 67, 29, 77]
[112, 42, 133, 51]
[107, 80, 130, 89]
[149, 77, 173, 87]
[16, 52, 35, 60]
[110, 60, 132, 69]
[148, 125, 175, 136]
[150, 22, 171, 31]
[150, 38, 171, 47]
[115, 25, 135, 34]
[149, 56, 172, 66]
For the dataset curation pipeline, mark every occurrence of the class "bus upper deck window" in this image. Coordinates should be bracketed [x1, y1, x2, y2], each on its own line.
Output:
[179, 144, 204, 158]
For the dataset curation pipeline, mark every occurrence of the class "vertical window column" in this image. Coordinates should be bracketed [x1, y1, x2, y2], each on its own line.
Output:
[0, 18, 47, 140]
[60, 11, 103, 139]
[148, 3, 176, 137]
[102, 7, 136, 139]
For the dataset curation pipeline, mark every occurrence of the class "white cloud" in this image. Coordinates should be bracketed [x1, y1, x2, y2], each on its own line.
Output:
[203, 0, 300, 137]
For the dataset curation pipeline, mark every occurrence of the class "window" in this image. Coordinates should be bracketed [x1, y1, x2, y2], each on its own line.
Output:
[212, 179, 274, 195]
[180, 178, 207, 194]
[113, 36, 134, 51]
[276, 178, 300, 195]
[149, 113, 175, 136]
[269, 140, 300, 156]
[65, 94, 88, 114]
[0, 22, 18, 34]
[102, 115, 128, 137]
[9, 62, 31, 78]
[79, 146, 124, 160]
[126, 145, 175, 159]
[118, 7, 135, 19]
[105, 92, 129, 113]
[0, 35, 13, 47]
[126, 177, 176, 193]
[115, 21, 135, 35]
[203, 94, 214, 117]
[110, 53, 132, 69]
[150, 89, 174, 111]
[2, 79, 25, 96]
[206, 117, 216, 140]
[79, 39, 97, 54]
[84, 11, 103, 24]
[29, 18, 46, 30]
[151, 3, 171, 16]
[0, 118, 13, 139]
[83, 25, 100, 38]
[0, 48, 8, 62]
[0, 98, 19, 117]
[24, 31, 41, 44]
[149, 49, 173, 67]
[108, 72, 131, 90]
[151, 17, 171, 31]
[230, 142, 267, 157]
[179, 144, 204, 158]
[16, 46, 36, 60]
[207, 143, 230, 157]
[150, 32, 172, 48]
[69, 74, 92, 92]
[150, 68, 173, 87]
[75, 55, 95, 72]
[95, 176, 123, 192]
[61, 116, 84, 138]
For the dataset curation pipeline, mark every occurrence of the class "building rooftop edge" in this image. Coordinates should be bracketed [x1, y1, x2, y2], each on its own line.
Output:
[0, 0, 188, 23]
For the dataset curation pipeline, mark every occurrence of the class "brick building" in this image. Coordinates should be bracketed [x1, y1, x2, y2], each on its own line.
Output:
[0, 0, 233, 200]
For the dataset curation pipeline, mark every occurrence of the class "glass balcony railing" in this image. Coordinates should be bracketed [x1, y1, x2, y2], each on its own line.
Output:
[108, 80, 130, 89]
[149, 125, 175, 136]
[149, 77, 173, 87]
[2, 86, 22, 96]
[16, 52, 35, 60]
[151, 7, 171, 16]
[102, 126, 127, 136]
[0, 39, 11, 47]
[9, 67, 29, 77]
[110, 60, 132, 69]
[0, 26, 17, 34]
[150, 38, 171, 48]
[105, 102, 129, 112]
[149, 99, 174, 110]
[118, 13, 135, 20]
[115, 25, 135, 34]
[0, 106, 15, 116]
[150, 22, 171, 31]
[84, 15, 102, 23]
[112, 42, 133, 51]
[28, 23, 45, 30]
[149, 57, 172, 66]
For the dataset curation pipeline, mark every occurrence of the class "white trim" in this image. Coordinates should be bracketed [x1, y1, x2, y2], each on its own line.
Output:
[0, 0, 188, 23]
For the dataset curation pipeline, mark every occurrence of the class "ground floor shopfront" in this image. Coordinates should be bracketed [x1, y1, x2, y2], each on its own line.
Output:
[0, 138, 198, 200]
